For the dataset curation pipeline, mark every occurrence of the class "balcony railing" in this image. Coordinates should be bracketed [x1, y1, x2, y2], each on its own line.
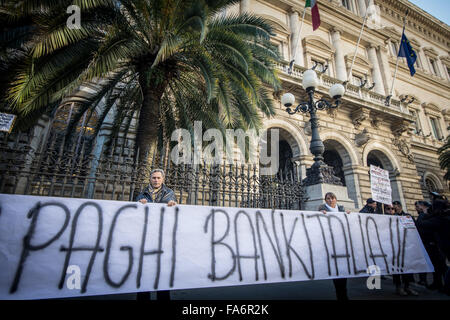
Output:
[275, 61, 406, 114]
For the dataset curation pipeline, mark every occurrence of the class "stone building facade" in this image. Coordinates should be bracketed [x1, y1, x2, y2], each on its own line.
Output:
[230, 0, 450, 214]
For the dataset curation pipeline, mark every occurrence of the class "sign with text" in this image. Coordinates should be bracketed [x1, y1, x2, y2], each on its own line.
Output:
[370, 165, 392, 205]
[0, 113, 16, 133]
[0, 194, 432, 300]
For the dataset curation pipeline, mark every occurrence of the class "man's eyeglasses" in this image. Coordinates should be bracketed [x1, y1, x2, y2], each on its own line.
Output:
[385, 207, 395, 211]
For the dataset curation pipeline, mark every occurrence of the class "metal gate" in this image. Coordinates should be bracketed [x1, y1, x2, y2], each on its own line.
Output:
[0, 130, 306, 210]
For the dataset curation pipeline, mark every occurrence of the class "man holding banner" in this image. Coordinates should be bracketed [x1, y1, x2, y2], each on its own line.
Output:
[136, 169, 177, 207]
[318, 192, 350, 300]
[136, 168, 176, 300]
[392, 201, 419, 296]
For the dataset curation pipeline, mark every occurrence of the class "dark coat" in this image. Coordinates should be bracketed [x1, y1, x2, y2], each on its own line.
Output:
[359, 204, 375, 214]
[417, 212, 450, 260]
[136, 184, 176, 204]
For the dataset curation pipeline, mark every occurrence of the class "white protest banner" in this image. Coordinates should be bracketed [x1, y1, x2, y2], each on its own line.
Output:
[0, 194, 432, 300]
[370, 165, 392, 205]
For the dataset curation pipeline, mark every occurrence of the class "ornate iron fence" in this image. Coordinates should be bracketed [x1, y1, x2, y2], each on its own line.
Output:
[0, 130, 307, 210]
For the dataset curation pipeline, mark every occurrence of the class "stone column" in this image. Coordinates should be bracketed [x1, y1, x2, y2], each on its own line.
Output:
[441, 57, 450, 81]
[343, 165, 363, 208]
[289, 9, 304, 66]
[367, 45, 384, 94]
[298, 155, 312, 181]
[436, 56, 447, 79]
[421, 104, 433, 136]
[377, 45, 392, 96]
[419, 47, 430, 74]
[358, 0, 367, 17]
[331, 28, 347, 81]
[240, 0, 250, 14]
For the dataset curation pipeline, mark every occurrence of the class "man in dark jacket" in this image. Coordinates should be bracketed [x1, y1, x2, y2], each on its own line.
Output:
[136, 169, 176, 206]
[136, 169, 176, 301]
[359, 198, 378, 213]
[417, 198, 450, 295]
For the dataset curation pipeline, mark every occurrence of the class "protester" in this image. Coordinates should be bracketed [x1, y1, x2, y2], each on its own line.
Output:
[416, 195, 450, 295]
[318, 192, 350, 300]
[391, 201, 419, 296]
[415, 200, 431, 286]
[136, 169, 177, 207]
[359, 198, 378, 214]
[136, 169, 176, 300]
[383, 203, 395, 214]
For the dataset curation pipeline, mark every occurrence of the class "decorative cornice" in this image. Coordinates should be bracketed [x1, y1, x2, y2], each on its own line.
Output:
[440, 56, 450, 65]
[288, 6, 301, 16]
[422, 102, 441, 113]
[329, 26, 345, 34]
[375, 0, 450, 48]
[344, 54, 372, 70]
[423, 47, 439, 58]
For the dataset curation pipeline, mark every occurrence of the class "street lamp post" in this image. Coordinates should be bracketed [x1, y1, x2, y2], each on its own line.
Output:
[281, 69, 345, 186]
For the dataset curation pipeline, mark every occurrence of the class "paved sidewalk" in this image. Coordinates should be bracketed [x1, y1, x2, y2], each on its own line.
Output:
[85, 274, 449, 300]
[167, 275, 449, 300]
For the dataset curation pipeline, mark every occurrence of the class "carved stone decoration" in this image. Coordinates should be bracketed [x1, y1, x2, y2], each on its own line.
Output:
[391, 167, 400, 177]
[351, 107, 370, 129]
[370, 117, 380, 128]
[355, 128, 370, 147]
[391, 120, 411, 137]
[327, 108, 337, 119]
[392, 136, 414, 163]
[272, 90, 283, 102]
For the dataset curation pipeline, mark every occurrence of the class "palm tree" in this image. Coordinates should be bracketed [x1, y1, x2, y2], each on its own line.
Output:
[2, 0, 281, 164]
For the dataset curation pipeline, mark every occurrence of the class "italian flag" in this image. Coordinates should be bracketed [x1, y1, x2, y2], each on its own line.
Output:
[305, 0, 321, 31]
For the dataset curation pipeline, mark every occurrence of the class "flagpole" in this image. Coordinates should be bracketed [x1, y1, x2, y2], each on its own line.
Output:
[385, 10, 409, 106]
[388, 37, 402, 96]
[346, 8, 370, 85]
[289, 7, 307, 74]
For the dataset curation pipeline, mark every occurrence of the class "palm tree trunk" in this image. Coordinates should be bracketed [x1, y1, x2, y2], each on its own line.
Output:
[136, 74, 166, 166]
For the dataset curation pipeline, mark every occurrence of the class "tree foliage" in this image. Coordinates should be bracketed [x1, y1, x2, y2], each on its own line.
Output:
[438, 134, 450, 180]
[0, 0, 281, 161]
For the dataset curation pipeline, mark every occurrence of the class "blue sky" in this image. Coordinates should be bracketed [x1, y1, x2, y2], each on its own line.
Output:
[408, 0, 450, 25]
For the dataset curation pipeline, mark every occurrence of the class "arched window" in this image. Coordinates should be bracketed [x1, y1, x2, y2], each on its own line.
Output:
[367, 153, 383, 169]
[425, 177, 438, 193]
[323, 149, 346, 186]
[278, 140, 293, 178]
[44, 102, 98, 165]
[52, 102, 98, 137]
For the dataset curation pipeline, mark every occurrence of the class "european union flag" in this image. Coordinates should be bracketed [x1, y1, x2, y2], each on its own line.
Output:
[398, 31, 417, 76]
